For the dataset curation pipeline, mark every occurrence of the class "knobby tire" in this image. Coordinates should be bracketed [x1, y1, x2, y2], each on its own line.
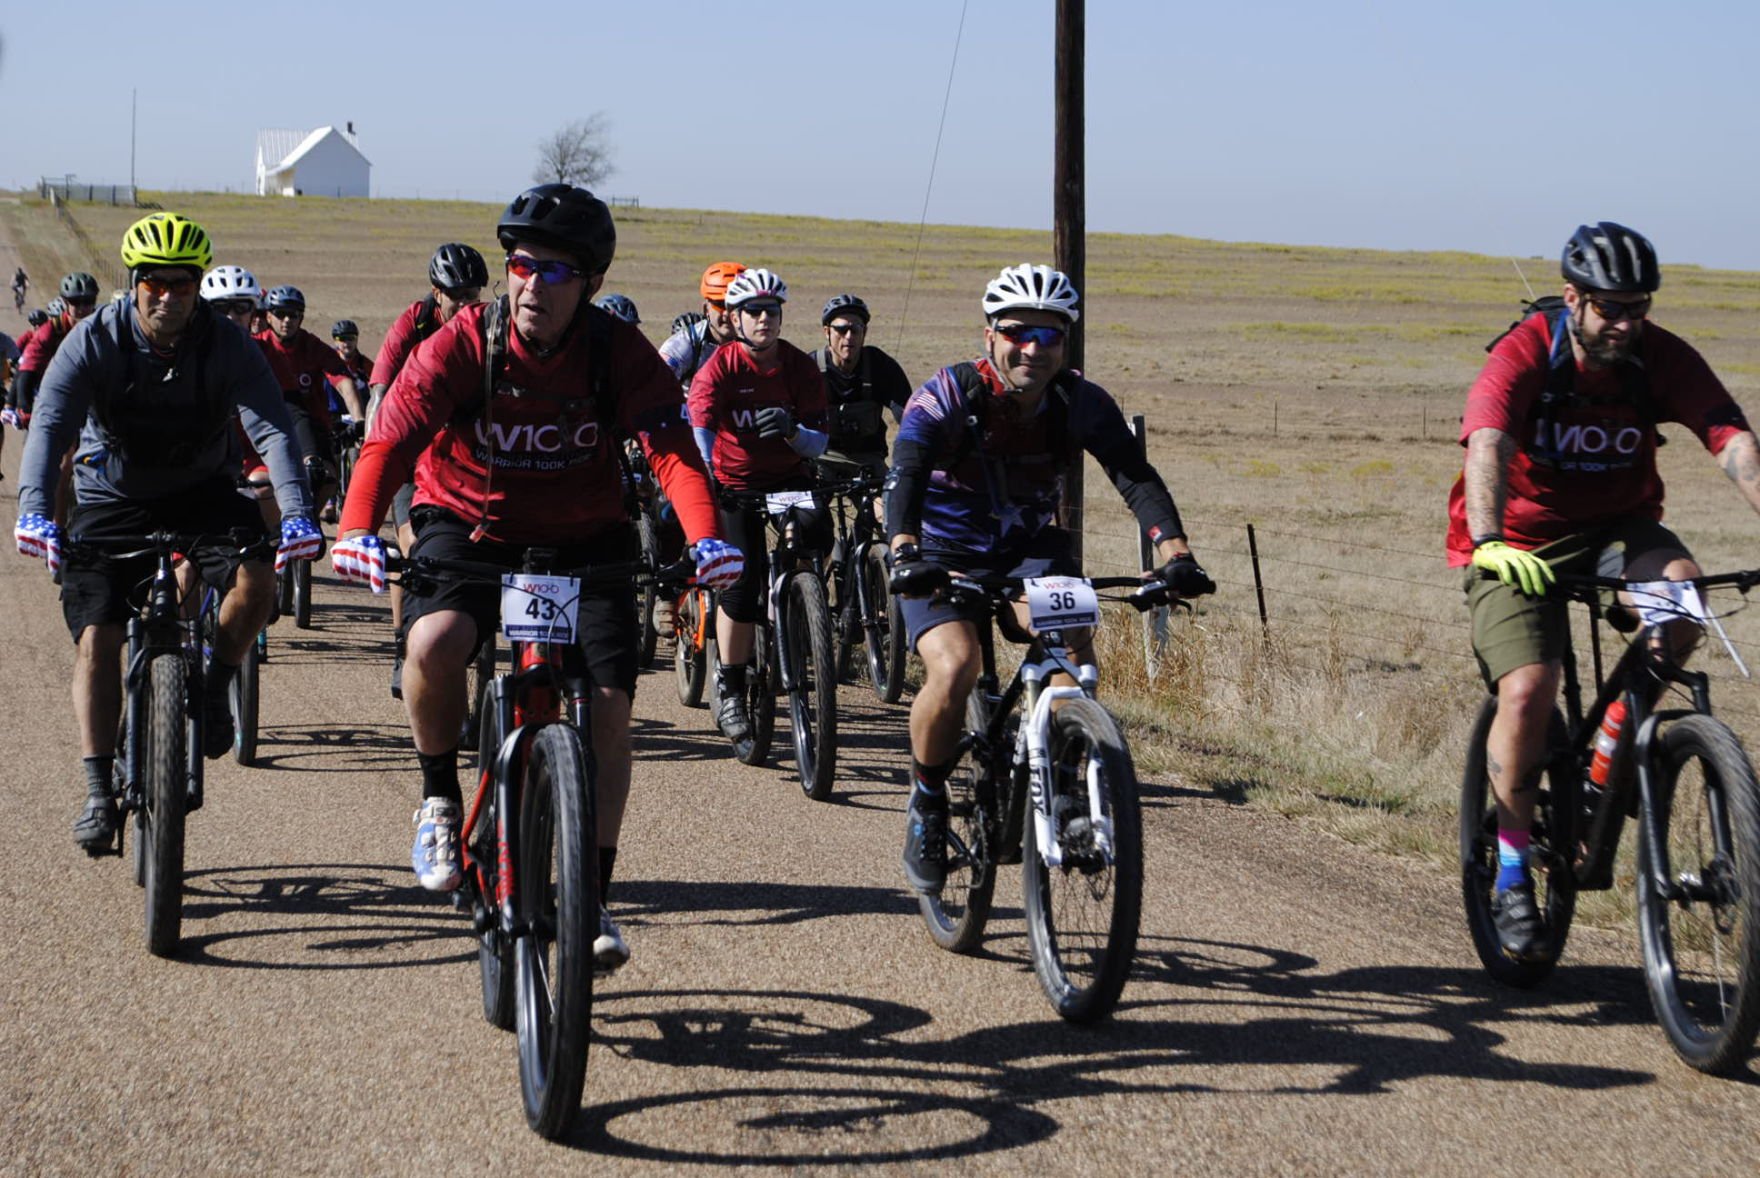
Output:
[785, 574, 838, 801]
[142, 655, 188, 958]
[919, 689, 1000, 952]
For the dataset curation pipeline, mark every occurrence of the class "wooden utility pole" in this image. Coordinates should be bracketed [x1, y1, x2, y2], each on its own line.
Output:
[1055, 0, 1085, 557]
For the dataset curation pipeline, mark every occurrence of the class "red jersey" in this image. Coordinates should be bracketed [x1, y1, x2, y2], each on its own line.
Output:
[370, 296, 445, 388]
[18, 314, 74, 373]
[256, 326, 351, 427]
[1445, 314, 1750, 564]
[341, 303, 720, 547]
[687, 339, 828, 488]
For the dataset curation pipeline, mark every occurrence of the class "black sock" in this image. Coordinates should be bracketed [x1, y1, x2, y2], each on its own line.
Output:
[83, 755, 114, 798]
[418, 747, 462, 804]
[719, 663, 747, 693]
[206, 659, 239, 708]
[912, 756, 955, 801]
[599, 846, 617, 905]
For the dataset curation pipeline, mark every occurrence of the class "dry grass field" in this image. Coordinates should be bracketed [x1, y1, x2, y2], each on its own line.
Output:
[11, 190, 1760, 927]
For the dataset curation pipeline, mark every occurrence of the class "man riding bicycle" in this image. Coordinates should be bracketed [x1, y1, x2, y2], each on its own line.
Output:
[886, 263, 1213, 895]
[12, 266, 28, 312]
[1448, 221, 1760, 962]
[12, 213, 321, 851]
[810, 293, 911, 482]
[660, 262, 746, 390]
[330, 184, 743, 971]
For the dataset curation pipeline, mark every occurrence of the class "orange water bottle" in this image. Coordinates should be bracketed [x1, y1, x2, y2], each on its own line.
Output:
[1588, 698, 1629, 790]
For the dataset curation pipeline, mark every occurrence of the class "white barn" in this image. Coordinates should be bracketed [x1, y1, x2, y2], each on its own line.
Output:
[255, 125, 371, 197]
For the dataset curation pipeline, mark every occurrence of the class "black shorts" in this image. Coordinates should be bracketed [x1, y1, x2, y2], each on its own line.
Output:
[402, 508, 642, 698]
[716, 481, 834, 624]
[61, 480, 270, 641]
[900, 529, 1081, 652]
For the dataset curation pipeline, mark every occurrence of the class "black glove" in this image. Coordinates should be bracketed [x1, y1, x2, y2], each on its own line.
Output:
[754, 406, 797, 441]
[888, 544, 949, 598]
[1156, 552, 1215, 598]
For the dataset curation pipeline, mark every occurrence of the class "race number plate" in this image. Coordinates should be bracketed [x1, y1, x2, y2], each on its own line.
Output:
[1626, 580, 1709, 627]
[1024, 576, 1100, 630]
[500, 573, 581, 643]
[766, 490, 815, 516]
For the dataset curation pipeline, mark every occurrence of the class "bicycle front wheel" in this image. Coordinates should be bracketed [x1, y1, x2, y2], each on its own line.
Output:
[1638, 713, 1760, 1074]
[1459, 697, 1576, 987]
[919, 689, 1000, 953]
[292, 559, 313, 629]
[1022, 698, 1142, 1023]
[142, 655, 189, 958]
[515, 723, 596, 1140]
[231, 644, 260, 766]
[674, 589, 707, 708]
[785, 574, 838, 801]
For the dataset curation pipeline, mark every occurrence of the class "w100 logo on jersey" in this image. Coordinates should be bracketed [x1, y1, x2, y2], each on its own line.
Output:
[472, 419, 601, 454]
[1531, 419, 1645, 472]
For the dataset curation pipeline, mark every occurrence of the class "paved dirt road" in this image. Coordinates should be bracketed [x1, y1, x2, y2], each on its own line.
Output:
[2, 366, 1757, 1171]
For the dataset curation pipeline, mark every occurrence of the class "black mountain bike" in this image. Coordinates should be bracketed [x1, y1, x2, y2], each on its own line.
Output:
[714, 489, 838, 800]
[918, 572, 1190, 1021]
[72, 529, 269, 957]
[1461, 568, 1760, 1074]
[822, 470, 906, 703]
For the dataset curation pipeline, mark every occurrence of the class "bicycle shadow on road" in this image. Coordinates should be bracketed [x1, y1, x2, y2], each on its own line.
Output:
[249, 723, 411, 772]
[172, 861, 475, 971]
[610, 877, 920, 932]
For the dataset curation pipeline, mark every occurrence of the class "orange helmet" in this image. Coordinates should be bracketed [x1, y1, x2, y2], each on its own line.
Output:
[700, 261, 746, 304]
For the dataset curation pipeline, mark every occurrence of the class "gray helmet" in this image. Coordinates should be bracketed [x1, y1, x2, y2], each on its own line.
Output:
[60, 272, 100, 302]
[821, 293, 869, 325]
[331, 319, 360, 339]
[595, 293, 640, 324]
[1562, 222, 1661, 293]
[47, 298, 66, 318]
[27, 308, 48, 327]
[263, 285, 307, 312]
[429, 242, 488, 292]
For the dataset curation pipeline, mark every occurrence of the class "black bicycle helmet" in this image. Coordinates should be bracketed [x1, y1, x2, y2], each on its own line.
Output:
[263, 285, 307, 312]
[595, 293, 640, 324]
[669, 310, 706, 337]
[60, 272, 100, 302]
[821, 293, 869, 325]
[1561, 222, 1661, 293]
[331, 319, 360, 339]
[27, 308, 48, 327]
[428, 242, 488, 292]
[496, 184, 616, 275]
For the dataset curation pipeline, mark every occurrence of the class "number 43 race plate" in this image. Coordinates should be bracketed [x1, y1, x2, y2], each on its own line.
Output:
[1024, 576, 1100, 630]
[500, 573, 581, 643]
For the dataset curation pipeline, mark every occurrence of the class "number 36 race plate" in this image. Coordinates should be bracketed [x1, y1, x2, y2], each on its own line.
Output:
[1024, 576, 1099, 629]
[500, 573, 581, 643]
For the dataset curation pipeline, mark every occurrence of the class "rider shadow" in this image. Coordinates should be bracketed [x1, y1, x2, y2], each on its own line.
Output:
[610, 878, 920, 931]
[173, 861, 474, 971]
[250, 723, 409, 771]
[628, 716, 742, 764]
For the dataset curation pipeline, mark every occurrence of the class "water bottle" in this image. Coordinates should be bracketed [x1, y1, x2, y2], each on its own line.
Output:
[1587, 698, 1629, 791]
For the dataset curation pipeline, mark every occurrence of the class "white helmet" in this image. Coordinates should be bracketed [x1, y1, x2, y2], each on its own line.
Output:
[982, 263, 1080, 323]
[724, 267, 788, 309]
[201, 264, 263, 303]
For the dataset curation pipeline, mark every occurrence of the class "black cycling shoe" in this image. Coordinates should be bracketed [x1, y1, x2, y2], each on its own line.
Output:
[203, 695, 235, 760]
[73, 794, 119, 854]
[716, 693, 751, 742]
[902, 793, 949, 894]
[1491, 882, 1547, 962]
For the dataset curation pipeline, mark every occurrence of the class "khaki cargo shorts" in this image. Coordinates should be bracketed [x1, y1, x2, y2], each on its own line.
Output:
[1464, 517, 1691, 688]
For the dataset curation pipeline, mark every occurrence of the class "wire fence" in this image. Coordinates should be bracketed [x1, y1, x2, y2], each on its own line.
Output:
[46, 193, 129, 293]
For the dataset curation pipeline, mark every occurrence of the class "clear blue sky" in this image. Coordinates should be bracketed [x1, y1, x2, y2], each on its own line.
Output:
[5, 1, 1756, 269]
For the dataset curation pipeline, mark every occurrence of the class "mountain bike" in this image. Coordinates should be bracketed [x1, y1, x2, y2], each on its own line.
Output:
[1460, 569, 1760, 1074]
[392, 548, 687, 1138]
[822, 470, 906, 703]
[71, 528, 269, 957]
[918, 572, 1191, 1021]
[715, 488, 838, 800]
[672, 578, 713, 708]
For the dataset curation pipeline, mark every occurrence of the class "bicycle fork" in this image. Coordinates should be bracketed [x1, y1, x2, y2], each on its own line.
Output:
[1021, 662, 1107, 870]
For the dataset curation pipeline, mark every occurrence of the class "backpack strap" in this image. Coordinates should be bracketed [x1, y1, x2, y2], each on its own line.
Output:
[412, 292, 442, 341]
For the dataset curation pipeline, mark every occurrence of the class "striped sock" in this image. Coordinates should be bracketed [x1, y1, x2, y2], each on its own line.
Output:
[1496, 828, 1531, 892]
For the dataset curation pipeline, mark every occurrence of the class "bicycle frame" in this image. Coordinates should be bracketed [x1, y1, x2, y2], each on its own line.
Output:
[119, 549, 206, 817]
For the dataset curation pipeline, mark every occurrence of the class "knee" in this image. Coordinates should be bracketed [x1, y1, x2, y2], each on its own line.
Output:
[1495, 664, 1560, 723]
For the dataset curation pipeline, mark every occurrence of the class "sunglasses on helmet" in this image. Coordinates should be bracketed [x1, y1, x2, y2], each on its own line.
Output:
[506, 253, 583, 285]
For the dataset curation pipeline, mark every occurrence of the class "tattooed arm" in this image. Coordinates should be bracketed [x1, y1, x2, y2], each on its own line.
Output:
[1463, 427, 1517, 541]
[1715, 431, 1760, 517]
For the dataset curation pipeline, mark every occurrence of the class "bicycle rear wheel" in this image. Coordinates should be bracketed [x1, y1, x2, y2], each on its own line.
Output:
[515, 724, 595, 1140]
[1459, 696, 1576, 987]
[292, 559, 313, 629]
[474, 698, 514, 1031]
[919, 690, 1000, 953]
[636, 514, 660, 670]
[733, 630, 776, 767]
[674, 589, 707, 708]
[785, 574, 838, 801]
[142, 655, 188, 958]
[462, 635, 496, 757]
[1022, 698, 1142, 1023]
[231, 644, 260, 766]
[876, 550, 908, 704]
[1638, 714, 1760, 1074]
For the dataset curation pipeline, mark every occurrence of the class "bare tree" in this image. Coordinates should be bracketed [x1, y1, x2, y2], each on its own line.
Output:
[533, 115, 615, 190]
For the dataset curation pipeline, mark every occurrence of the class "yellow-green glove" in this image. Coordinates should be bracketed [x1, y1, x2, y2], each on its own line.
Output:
[1472, 540, 1555, 598]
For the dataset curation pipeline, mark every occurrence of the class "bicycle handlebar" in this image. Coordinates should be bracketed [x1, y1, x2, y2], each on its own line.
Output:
[944, 571, 1209, 613]
[388, 550, 696, 594]
[66, 528, 273, 562]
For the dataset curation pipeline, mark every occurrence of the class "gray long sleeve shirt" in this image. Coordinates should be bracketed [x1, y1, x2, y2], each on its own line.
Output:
[18, 300, 313, 521]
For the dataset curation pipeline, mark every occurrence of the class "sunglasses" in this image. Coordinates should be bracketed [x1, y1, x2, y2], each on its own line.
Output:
[1585, 294, 1652, 322]
[332, 334, 358, 343]
[66, 296, 98, 309]
[214, 298, 257, 316]
[995, 323, 1067, 348]
[506, 253, 583, 285]
[739, 302, 782, 318]
[268, 307, 304, 319]
[136, 275, 197, 297]
[828, 321, 866, 335]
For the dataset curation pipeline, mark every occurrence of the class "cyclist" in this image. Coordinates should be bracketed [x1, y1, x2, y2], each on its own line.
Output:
[329, 184, 743, 969]
[322, 320, 373, 522]
[810, 294, 911, 481]
[886, 263, 1213, 894]
[14, 274, 102, 423]
[0, 328, 17, 474]
[3, 309, 49, 427]
[256, 285, 365, 517]
[595, 293, 640, 325]
[369, 242, 488, 662]
[12, 212, 320, 851]
[686, 267, 832, 741]
[201, 265, 281, 530]
[1447, 222, 1760, 962]
[659, 261, 745, 389]
[12, 266, 28, 311]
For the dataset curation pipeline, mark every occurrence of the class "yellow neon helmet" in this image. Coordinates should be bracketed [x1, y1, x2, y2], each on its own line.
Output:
[120, 212, 213, 273]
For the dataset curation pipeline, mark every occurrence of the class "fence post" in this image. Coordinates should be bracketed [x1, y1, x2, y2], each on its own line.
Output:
[1131, 415, 1168, 674]
[1247, 523, 1269, 636]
